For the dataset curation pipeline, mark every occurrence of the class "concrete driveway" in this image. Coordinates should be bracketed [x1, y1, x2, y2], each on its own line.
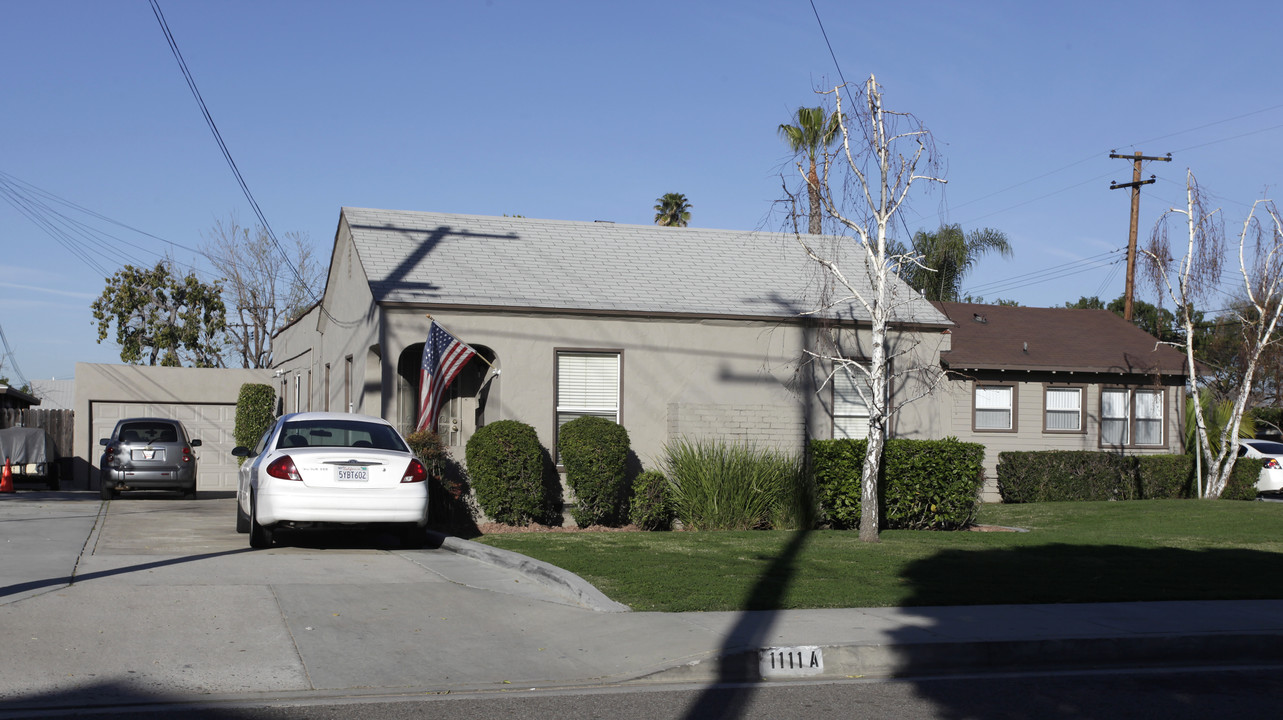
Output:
[0, 493, 684, 710]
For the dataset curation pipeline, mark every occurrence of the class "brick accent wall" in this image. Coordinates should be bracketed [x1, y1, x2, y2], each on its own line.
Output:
[667, 402, 808, 453]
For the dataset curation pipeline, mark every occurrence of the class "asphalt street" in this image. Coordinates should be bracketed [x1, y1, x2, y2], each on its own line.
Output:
[4, 492, 1283, 717]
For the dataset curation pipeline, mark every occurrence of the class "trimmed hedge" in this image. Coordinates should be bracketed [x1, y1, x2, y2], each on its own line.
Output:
[465, 420, 550, 525]
[998, 451, 1263, 502]
[811, 437, 985, 530]
[997, 451, 1138, 503]
[558, 416, 631, 527]
[233, 383, 276, 465]
[629, 470, 675, 530]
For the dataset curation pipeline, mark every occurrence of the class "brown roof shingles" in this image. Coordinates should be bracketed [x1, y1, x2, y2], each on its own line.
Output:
[935, 302, 1189, 377]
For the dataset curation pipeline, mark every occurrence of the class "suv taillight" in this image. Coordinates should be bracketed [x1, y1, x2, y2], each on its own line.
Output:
[181, 446, 193, 463]
[266, 456, 302, 481]
[401, 458, 428, 483]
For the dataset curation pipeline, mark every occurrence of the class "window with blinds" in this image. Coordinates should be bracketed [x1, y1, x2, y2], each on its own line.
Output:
[1101, 388, 1130, 445]
[556, 351, 621, 429]
[974, 385, 1013, 430]
[1135, 389, 1164, 445]
[1044, 387, 1082, 431]
[833, 362, 871, 439]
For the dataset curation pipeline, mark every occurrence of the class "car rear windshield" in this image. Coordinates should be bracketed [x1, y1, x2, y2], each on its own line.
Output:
[278, 420, 408, 452]
[117, 422, 182, 444]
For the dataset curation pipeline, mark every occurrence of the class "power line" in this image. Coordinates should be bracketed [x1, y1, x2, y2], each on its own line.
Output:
[963, 248, 1123, 296]
[0, 171, 214, 281]
[148, 0, 325, 317]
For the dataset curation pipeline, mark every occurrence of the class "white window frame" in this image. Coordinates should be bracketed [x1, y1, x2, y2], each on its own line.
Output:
[974, 384, 1015, 431]
[1134, 389, 1165, 446]
[1101, 388, 1130, 445]
[1100, 388, 1165, 448]
[832, 361, 872, 440]
[1044, 386, 1083, 433]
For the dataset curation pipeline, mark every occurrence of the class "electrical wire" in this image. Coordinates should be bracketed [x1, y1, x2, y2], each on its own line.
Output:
[148, 0, 326, 318]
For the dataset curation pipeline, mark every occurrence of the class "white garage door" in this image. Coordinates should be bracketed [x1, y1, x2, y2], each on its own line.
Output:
[91, 402, 240, 491]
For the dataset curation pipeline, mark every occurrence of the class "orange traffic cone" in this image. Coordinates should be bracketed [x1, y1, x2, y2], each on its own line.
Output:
[1, 457, 14, 493]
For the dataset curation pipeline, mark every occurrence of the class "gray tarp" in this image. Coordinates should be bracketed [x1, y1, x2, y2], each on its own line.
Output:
[0, 427, 55, 466]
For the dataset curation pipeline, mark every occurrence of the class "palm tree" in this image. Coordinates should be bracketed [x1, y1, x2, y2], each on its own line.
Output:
[778, 106, 842, 234]
[898, 224, 1013, 302]
[654, 193, 692, 227]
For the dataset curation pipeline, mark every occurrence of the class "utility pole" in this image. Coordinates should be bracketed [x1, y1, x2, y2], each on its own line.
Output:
[1110, 151, 1171, 322]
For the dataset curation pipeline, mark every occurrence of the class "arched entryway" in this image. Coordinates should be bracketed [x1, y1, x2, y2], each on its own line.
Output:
[395, 343, 498, 449]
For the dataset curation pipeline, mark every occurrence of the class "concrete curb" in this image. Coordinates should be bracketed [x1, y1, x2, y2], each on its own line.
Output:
[639, 631, 1283, 683]
[425, 530, 631, 613]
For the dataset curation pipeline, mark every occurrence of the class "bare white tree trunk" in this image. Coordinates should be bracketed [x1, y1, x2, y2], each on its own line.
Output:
[788, 75, 946, 541]
[1142, 171, 1283, 497]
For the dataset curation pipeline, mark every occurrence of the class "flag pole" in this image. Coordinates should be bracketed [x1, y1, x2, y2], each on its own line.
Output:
[425, 314, 494, 368]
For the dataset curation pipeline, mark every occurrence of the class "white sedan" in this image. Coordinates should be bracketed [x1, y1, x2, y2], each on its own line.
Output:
[1238, 439, 1283, 494]
[233, 412, 429, 548]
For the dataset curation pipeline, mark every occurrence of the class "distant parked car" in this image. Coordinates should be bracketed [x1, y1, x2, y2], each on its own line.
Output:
[98, 418, 201, 499]
[1237, 439, 1283, 494]
[232, 412, 428, 549]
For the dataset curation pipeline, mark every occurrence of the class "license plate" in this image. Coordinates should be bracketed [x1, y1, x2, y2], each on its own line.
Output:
[132, 448, 164, 461]
[337, 466, 369, 482]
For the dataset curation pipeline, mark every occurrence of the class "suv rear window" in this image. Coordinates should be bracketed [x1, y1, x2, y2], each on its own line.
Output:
[117, 422, 182, 444]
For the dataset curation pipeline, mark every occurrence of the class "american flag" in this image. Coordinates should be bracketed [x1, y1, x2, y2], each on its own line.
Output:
[417, 321, 478, 432]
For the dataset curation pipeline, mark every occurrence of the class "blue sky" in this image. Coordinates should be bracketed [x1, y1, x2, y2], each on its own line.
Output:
[2, 1, 1280, 383]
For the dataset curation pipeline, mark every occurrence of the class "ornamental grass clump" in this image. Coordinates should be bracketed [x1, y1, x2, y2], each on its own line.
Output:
[662, 439, 814, 531]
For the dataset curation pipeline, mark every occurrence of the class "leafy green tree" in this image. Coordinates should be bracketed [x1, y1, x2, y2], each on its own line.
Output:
[1065, 294, 1186, 345]
[92, 261, 226, 367]
[653, 193, 692, 227]
[897, 224, 1012, 302]
[1064, 295, 1106, 310]
[778, 106, 842, 235]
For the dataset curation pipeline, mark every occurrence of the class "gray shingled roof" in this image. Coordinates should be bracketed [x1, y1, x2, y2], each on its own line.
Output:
[341, 208, 951, 325]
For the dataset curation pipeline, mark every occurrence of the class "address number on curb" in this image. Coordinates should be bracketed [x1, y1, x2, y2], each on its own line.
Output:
[759, 646, 824, 677]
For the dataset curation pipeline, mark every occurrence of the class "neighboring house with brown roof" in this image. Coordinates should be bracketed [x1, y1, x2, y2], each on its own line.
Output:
[932, 302, 1191, 500]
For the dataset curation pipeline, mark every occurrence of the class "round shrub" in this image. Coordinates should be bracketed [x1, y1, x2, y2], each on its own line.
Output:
[629, 470, 675, 530]
[407, 430, 476, 528]
[558, 416, 630, 527]
[465, 420, 548, 525]
[234, 383, 276, 465]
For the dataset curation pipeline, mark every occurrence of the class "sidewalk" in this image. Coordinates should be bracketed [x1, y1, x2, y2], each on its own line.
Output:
[2, 493, 1283, 714]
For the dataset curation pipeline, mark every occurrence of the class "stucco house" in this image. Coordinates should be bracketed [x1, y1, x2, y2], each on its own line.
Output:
[271, 208, 955, 480]
[933, 302, 1191, 499]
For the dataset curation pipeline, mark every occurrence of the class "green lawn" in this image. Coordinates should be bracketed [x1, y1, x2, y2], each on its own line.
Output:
[475, 500, 1283, 612]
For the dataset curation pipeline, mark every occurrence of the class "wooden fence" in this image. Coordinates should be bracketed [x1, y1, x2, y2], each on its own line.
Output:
[1, 407, 73, 462]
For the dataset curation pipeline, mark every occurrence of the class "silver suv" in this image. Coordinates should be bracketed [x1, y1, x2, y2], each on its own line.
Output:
[98, 418, 201, 499]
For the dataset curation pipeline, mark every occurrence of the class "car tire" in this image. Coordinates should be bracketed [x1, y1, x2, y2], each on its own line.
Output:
[236, 493, 251, 533]
[99, 479, 115, 501]
[396, 523, 425, 549]
[249, 491, 274, 549]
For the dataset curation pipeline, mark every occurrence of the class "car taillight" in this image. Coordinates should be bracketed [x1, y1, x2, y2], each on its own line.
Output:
[266, 456, 302, 481]
[402, 458, 428, 484]
[182, 446, 193, 463]
[1268, 459, 1281, 470]
[104, 445, 116, 461]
